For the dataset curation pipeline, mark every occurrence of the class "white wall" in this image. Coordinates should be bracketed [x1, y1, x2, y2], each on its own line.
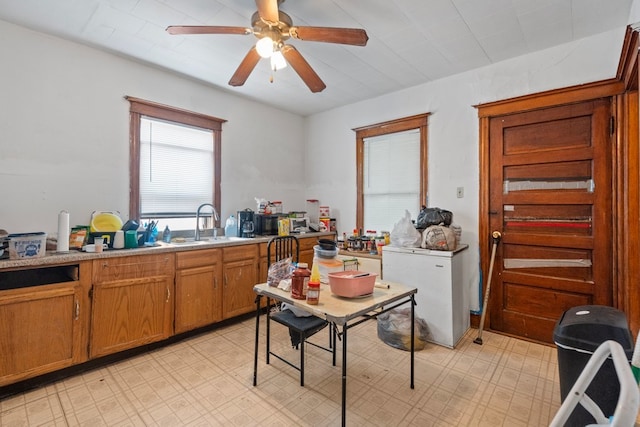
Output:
[305, 27, 627, 312]
[0, 19, 307, 234]
[630, 0, 640, 24]
[0, 16, 629, 312]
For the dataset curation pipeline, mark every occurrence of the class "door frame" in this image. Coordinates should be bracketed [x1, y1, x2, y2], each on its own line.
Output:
[474, 78, 626, 334]
[614, 27, 640, 336]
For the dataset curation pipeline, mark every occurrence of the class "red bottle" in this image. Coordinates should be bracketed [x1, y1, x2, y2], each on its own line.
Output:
[291, 262, 310, 300]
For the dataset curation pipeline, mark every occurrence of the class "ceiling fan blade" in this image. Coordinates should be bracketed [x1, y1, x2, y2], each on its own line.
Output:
[290, 26, 368, 46]
[229, 47, 261, 87]
[167, 25, 251, 35]
[281, 45, 326, 93]
[255, 0, 280, 23]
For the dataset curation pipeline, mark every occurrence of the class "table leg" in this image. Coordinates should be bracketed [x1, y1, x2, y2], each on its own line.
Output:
[266, 297, 271, 364]
[410, 294, 415, 389]
[253, 294, 262, 387]
[341, 323, 347, 426]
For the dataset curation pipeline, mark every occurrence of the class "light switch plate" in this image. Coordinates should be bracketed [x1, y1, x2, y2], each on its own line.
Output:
[456, 187, 464, 198]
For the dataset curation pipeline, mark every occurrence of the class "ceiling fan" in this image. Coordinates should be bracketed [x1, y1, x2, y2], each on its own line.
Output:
[166, 0, 368, 93]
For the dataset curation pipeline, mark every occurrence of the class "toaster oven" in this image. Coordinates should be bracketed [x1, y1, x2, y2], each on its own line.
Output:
[289, 217, 310, 233]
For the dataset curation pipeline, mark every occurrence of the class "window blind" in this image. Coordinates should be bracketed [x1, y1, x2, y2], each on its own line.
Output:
[363, 129, 420, 231]
[140, 116, 213, 217]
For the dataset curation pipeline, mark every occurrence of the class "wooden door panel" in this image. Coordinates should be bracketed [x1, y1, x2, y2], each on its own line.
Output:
[502, 283, 590, 319]
[90, 276, 172, 358]
[0, 285, 81, 383]
[503, 116, 593, 154]
[175, 265, 221, 333]
[501, 271, 595, 294]
[488, 99, 612, 343]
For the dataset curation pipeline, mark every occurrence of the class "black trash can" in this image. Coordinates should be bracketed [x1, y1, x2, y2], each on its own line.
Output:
[553, 305, 634, 426]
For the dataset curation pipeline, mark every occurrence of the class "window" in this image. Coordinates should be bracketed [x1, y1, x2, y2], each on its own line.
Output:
[127, 97, 226, 230]
[354, 114, 429, 232]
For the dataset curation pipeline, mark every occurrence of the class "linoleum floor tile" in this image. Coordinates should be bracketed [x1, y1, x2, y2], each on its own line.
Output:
[2, 315, 622, 426]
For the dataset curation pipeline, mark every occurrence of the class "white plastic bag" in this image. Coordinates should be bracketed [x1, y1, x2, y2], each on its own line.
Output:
[390, 210, 422, 248]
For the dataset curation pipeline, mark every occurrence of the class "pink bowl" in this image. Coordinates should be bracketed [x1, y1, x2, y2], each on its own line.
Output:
[328, 271, 378, 298]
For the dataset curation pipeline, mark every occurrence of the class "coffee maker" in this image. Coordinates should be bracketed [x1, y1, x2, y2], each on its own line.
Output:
[237, 209, 255, 238]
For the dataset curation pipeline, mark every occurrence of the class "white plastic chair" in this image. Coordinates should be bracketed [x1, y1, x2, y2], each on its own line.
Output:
[549, 340, 639, 427]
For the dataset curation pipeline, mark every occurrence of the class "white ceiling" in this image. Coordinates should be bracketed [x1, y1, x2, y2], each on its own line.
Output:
[0, 0, 633, 116]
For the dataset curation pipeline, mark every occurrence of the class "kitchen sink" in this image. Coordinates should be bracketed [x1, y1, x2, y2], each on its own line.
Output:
[168, 236, 252, 245]
[211, 236, 252, 241]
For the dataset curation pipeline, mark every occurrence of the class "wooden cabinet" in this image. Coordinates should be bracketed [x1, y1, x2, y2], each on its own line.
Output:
[258, 242, 268, 283]
[298, 235, 318, 268]
[175, 248, 222, 334]
[90, 253, 174, 358]
[222, 244, 258, 318]
[0, 234, 337, 388]
[0, 262, 90, 386]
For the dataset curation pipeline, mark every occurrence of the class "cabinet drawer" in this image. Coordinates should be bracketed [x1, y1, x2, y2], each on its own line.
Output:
[93, 253, 174, 283]
[223, 244, 258, 262]
[176, 249, 221, 269]
[298, 236, 319, 252]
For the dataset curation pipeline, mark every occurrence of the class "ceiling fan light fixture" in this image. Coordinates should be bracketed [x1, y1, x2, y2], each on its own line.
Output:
[270, 50, 287, 71]
[256, 36, 274, 58]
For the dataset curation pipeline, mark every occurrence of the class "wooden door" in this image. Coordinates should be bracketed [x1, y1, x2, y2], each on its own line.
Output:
[175, 249, 222, 333]
[488, 99, 613, 343]
[0, 284, 83, 386]
[90, 255, 174, 358]
[175, 266, 222, 333]
[222, 245, 258, 319]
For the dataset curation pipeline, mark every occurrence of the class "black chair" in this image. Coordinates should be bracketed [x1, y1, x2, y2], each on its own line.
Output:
[264, 235, 336, 386]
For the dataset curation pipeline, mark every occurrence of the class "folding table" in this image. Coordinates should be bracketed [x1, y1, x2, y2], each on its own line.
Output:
[253, 281, 417, 426]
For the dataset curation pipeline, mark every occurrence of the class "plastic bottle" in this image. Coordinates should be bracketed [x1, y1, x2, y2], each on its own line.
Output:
[224, 215, 237, 238]
[291, 262, 311, 300]
[162, 225, 171, 243]
[307, 263, 321, 305]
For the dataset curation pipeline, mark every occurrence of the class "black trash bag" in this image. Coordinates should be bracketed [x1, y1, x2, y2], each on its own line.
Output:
[377, 307, 430, 351]
[415, 206, 453, 229]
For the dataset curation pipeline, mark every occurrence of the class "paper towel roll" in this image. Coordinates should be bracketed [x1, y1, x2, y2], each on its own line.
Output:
[57, 210, 70, 253]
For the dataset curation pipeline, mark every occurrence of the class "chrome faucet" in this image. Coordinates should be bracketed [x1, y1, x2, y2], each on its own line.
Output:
[195, 203, 219, 241]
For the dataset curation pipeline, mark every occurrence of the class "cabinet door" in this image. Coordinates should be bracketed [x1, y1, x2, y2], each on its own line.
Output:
[0, 284, 83, 386]
[175, 264, 222, 333]
[258, 242, 268, 283]
[90, 255, 174, 358]
[298, 236, 317, 267]
[222, 245, 258, 319]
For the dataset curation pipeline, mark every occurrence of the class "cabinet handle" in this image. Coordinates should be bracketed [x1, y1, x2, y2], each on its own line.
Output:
[75, 300, 80, 320]
[166, 287, 170, 302]
[214, 277, 218, 289]
[435, 264, 444, 268]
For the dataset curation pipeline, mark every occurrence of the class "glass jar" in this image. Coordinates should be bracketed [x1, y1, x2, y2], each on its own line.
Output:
[306, 280, 320, 305]
[291, 262, 310, 300]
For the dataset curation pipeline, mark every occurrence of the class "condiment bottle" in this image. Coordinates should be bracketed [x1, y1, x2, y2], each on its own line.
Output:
[307, 263, 321, 305]
[291, 262, 310, 300]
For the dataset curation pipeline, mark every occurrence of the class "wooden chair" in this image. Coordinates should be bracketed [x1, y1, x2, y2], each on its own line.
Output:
[264, 235, 336, 386]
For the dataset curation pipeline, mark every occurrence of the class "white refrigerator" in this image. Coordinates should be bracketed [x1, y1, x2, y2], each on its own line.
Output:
[382, 244, 469, 348]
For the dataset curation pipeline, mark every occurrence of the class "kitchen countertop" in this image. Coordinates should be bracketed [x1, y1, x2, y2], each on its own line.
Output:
[0, 232, 335, 270]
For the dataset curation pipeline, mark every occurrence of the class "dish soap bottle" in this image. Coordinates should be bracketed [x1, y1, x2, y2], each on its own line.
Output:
[224, 215, 238, 238]
[307, 263, 321, 305]
[162, 225, 171, 243]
